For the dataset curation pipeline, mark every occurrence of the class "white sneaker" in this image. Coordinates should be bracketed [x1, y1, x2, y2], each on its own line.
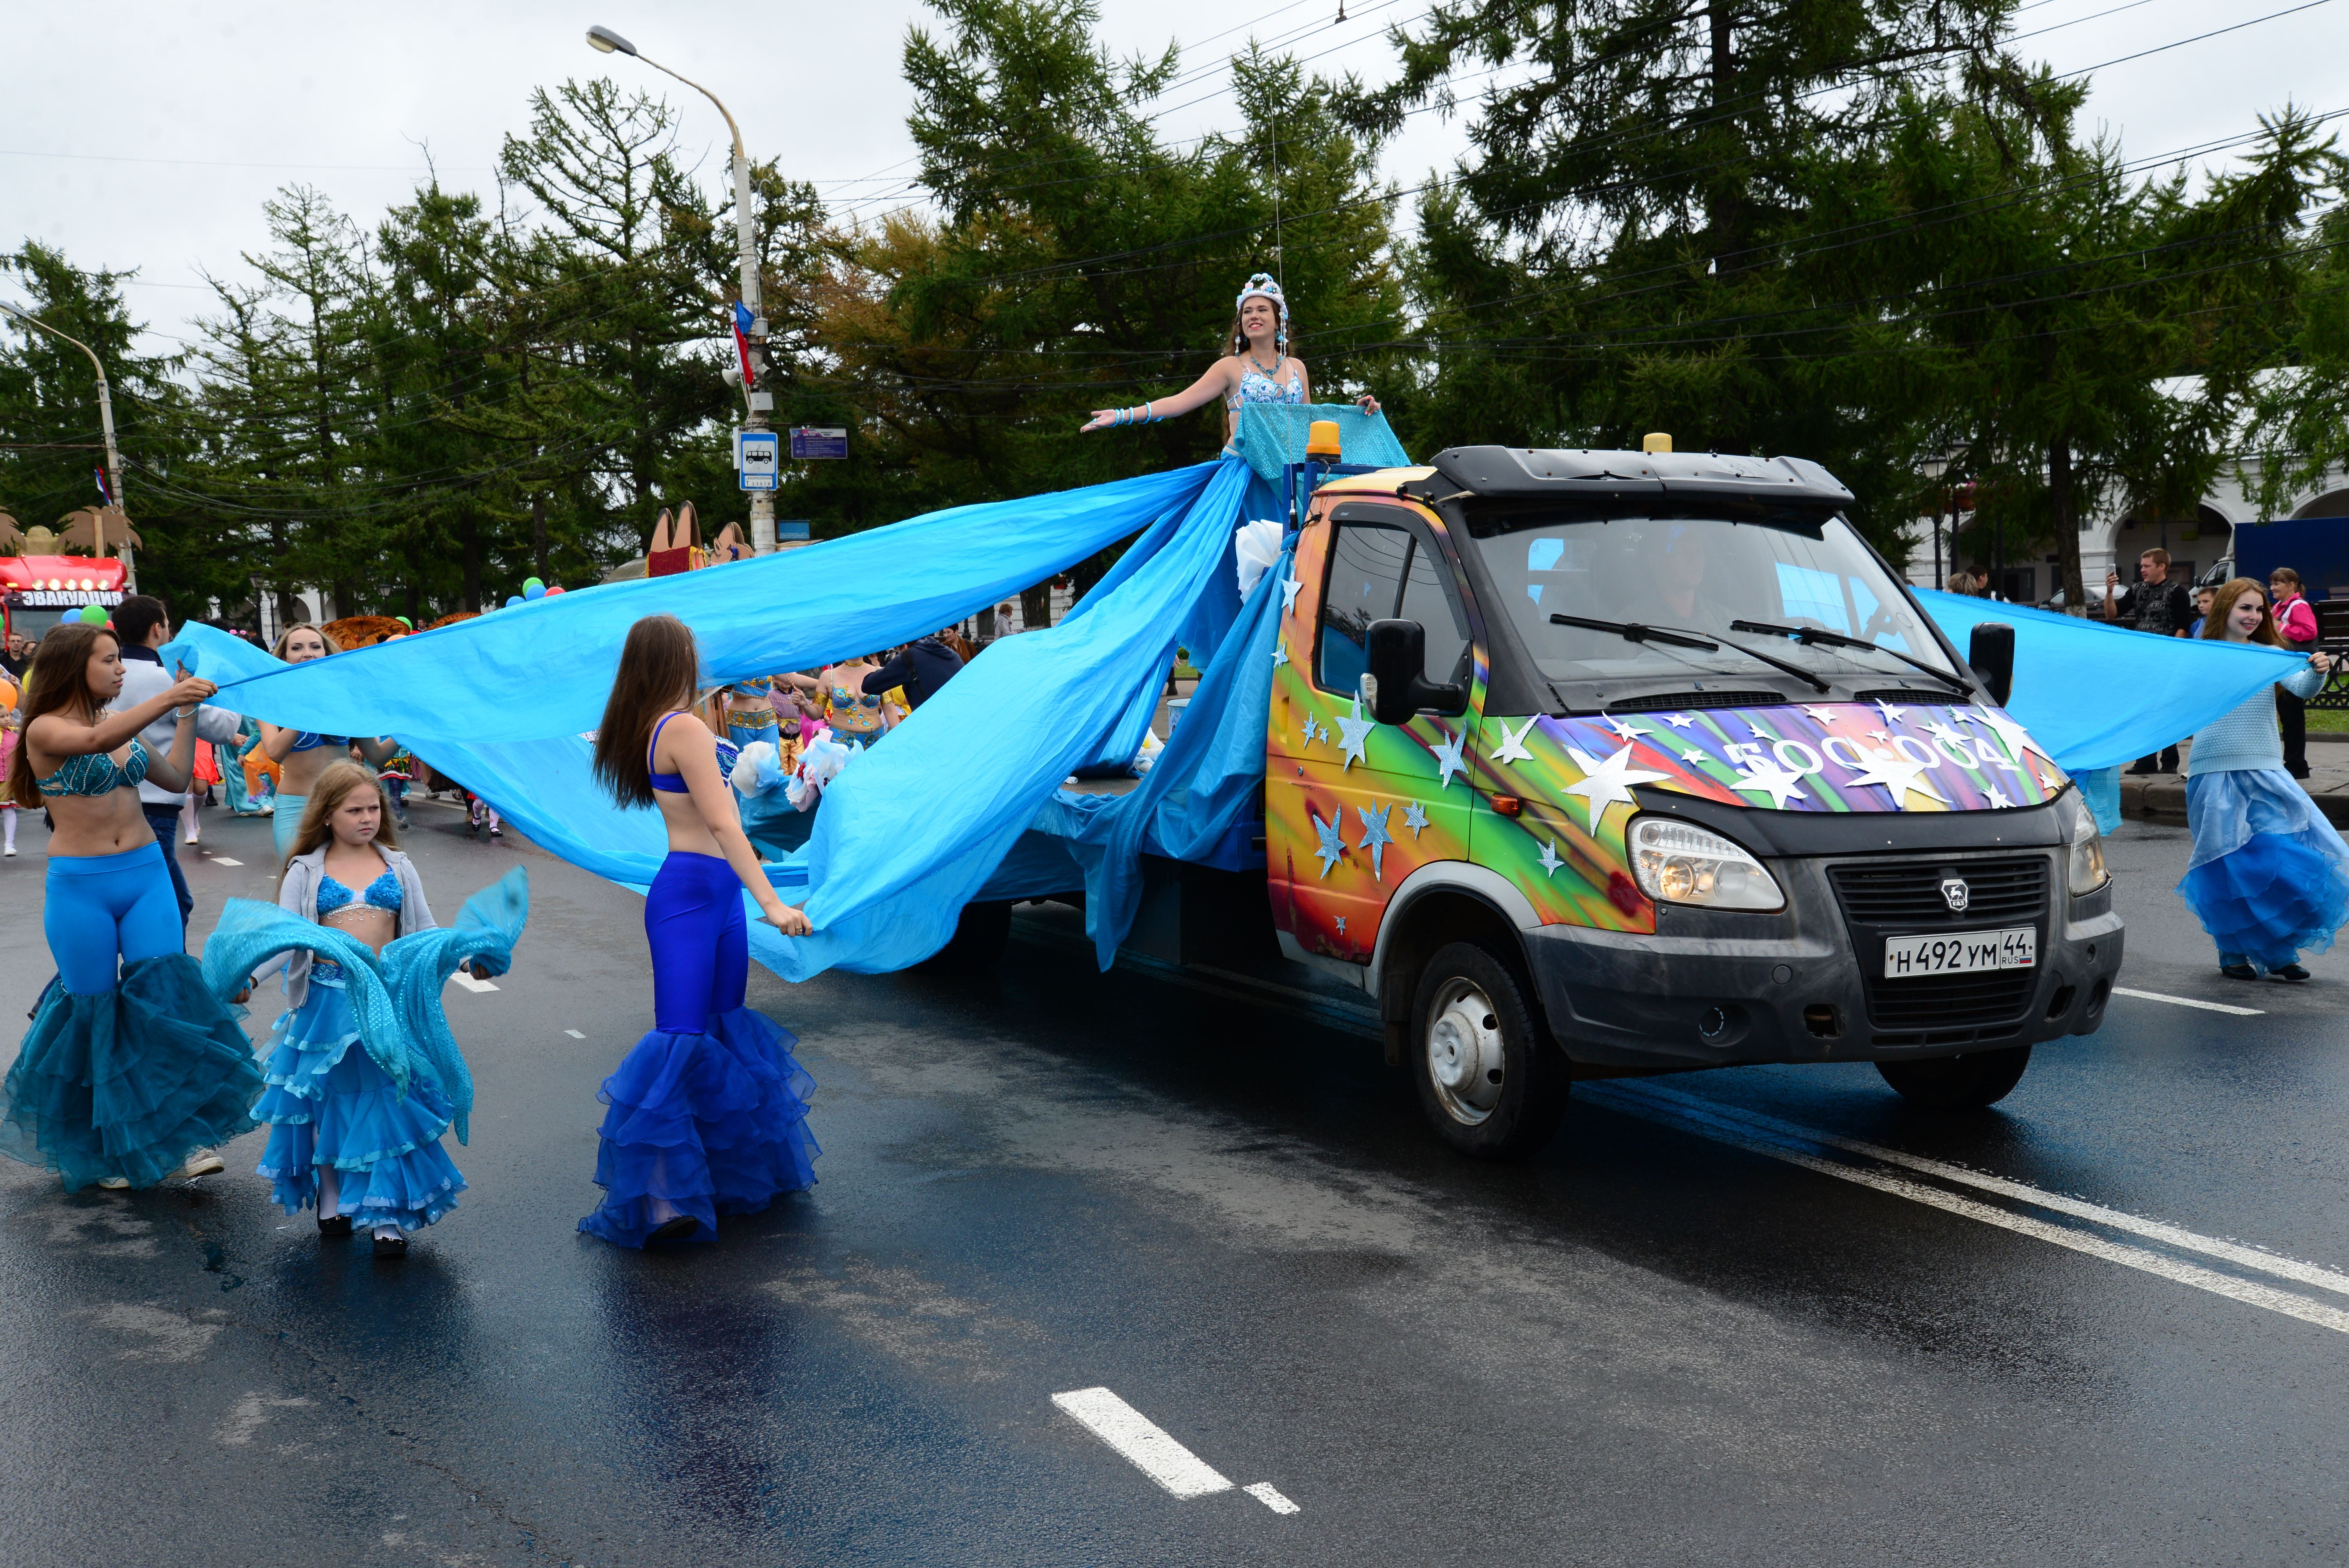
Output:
[170, 1153, 226, 1179]
[4, 845, 15, 857]
[96, 1176, 130, 1190]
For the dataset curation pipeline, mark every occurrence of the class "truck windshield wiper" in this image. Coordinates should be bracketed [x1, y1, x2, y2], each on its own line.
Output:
[1550, 613, 1830, 693]
[1728, 619, 1972, 695]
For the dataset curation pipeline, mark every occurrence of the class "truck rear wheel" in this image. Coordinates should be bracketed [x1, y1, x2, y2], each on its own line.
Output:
[921, 900, 1013, 973]
[1410, 941, 1569, 1159]
[1876, 1044, 2032, 1110]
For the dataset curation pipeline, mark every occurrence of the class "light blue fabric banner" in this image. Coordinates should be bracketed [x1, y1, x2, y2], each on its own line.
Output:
[1912, 589, 2308, 773]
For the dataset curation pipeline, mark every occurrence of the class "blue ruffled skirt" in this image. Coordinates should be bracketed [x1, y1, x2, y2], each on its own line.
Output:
[577, 1007, 819, 1248]
[2179, 768, 2349, 970]
[0, 954, 262, 1191]
[253, 963, 465, 1230]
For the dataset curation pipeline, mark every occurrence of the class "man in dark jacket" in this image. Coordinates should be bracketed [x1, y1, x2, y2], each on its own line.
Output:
[863, 632, 966, 710]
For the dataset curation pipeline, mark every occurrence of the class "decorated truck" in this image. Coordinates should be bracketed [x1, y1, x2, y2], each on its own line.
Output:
[989, 439, 2124, 1158]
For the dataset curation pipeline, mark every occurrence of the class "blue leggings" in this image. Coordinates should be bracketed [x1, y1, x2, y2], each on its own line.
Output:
[647, 852, 749, 1035]
[272, 794, 307, 860]
[45, 842, 183, 996]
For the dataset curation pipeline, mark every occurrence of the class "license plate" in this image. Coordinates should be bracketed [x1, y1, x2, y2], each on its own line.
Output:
[1883, 927, 2036, 977]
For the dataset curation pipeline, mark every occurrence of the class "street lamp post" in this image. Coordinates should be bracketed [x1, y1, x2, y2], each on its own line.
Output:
[0, 300, 133, 588]
[587, 25, 777, 557]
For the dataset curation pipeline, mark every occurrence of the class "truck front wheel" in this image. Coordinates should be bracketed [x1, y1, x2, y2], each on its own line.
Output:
[1876, 1044, 2032, 1110]
[1410, 941, 1570, 1159]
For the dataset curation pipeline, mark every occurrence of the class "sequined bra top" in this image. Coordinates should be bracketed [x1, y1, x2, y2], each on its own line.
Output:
[1225, 361, 1304, 411]
[826, 680, 886, 737]
[36, 739, 149, 798]
[316, 866, 403, 918]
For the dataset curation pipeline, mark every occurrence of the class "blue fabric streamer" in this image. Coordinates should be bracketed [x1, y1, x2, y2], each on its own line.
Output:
[1912, 589, 2308, 773]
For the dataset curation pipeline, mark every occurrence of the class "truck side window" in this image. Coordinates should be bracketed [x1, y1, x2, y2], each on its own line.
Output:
[1318, 523, 1413, 698]
[1317, 520, 1474, 697]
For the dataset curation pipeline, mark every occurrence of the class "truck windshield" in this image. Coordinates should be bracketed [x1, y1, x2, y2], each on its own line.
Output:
[1473, 510, 1961, 691]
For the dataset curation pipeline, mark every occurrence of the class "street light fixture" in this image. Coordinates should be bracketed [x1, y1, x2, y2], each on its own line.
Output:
[0, 299, 132, 588]
[584, 23, 777, 556]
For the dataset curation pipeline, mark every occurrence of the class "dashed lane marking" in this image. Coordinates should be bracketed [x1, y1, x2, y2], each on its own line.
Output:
[2113, 985, 2263, 1016]
[207, 856, 243, 867]
[1052, 1388, 1300, 1511]
[1587, 1083, 2349, 1335]
[564, 1029, 585, 1039]
[447, 971, 498, 993]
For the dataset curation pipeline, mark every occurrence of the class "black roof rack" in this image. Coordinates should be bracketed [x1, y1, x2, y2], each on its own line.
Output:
[1419, 445, 1855, 508]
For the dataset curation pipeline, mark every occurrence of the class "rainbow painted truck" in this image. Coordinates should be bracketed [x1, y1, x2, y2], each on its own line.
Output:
[969, 440, 2124, 1158]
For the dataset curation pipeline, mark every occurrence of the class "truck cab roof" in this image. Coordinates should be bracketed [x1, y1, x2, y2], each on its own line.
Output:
[1409, 445, 1855, 510]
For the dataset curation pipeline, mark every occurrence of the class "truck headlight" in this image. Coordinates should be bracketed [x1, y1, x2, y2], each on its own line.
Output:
[2067, 805, 2109, 895]
[1628, 817, 1785, 911]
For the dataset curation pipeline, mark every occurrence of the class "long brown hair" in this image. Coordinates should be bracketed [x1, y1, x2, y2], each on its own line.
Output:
[2203, 577, 2279, 645]
[7, 623, 119, 809]
[280, 760, 400, 876]
[594, 615, 700, 808]
[272, 622, 340, 660]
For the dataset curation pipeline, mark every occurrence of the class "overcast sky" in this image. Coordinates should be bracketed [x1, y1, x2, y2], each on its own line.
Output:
[5, 0, 2345, 361]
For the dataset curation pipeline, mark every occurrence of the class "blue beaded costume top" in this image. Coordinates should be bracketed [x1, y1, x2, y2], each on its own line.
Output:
[316, 868, 403, 916]
[1225, 363, 1304, 411]
[36, 740, 149, 798]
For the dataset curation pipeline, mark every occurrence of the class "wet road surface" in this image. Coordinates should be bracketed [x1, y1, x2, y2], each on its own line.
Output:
[2, 804, 2345, 1566]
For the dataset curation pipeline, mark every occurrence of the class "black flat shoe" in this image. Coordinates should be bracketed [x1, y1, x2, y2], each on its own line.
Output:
[372, 1233, 408, 1258]
[2221, 963, 2259, 981]
[2271, 963, 2312, 983]
[318, 1214, 353, 1236]
[645, 1215, 701, 1245]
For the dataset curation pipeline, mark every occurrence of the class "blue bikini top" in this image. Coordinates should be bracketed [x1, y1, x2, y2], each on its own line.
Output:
[1226, 362, 1304, 411]
[317, 865, 403, 917]
[649, 711, 689, 794]
[289, 731, 349, 753]
[36, 740, 149, 798]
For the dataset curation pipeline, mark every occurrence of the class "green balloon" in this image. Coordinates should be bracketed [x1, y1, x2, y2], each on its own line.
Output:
[523, 576, 545, 592]
[396, 616, 413, 629]
[77, 605, 109, 626]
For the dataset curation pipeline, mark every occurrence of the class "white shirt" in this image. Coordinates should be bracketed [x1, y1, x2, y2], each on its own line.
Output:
[118, 646, 242, 807]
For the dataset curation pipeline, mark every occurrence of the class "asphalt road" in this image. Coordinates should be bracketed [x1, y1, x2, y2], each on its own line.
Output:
[2, 800, 2347, 1567]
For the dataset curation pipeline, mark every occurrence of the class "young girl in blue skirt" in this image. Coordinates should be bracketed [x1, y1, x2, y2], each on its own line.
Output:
[581, 614, 819, 1247]
[2181, 577, 2348, 982]
[241, 762, 494, 1256]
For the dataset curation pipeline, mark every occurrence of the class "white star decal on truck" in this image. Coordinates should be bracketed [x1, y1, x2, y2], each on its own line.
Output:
[1563, 743, 1671, 828]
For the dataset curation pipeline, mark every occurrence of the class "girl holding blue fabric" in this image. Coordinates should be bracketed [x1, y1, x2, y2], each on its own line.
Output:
[238, 762, 494, 1256]
[0, 621, 262, 1190]
[2180, 577, 2349, 982]
[257, 624, 397, 859]
[583, 615, 818, 1248]
[1079, 273, 1379, 450]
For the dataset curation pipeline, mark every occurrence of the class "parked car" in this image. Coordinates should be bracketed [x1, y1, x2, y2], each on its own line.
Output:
[2039, 583, 2110, 615]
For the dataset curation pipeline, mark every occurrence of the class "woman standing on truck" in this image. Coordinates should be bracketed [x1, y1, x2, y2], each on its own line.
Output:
[1078, 273, 1379, 450]
[581, 615, 819, 1247]
[2180, 578, 2347, 982]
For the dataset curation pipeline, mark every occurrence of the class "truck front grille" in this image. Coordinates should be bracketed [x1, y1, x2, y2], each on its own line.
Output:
[1827, 855, 2051, 1046]
[1828, 857, 2048, 923]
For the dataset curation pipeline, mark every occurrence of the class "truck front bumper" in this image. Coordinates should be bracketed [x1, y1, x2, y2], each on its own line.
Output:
[1521, 856, 2125, 1071]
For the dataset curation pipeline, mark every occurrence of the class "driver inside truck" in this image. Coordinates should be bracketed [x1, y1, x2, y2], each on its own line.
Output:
[1651, 522, 1708, 624]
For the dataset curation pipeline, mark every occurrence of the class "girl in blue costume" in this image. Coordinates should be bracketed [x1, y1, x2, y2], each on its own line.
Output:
[1079, 273, 1380, 451]
[582, 614, 818, 1247]
[2180, 577, 2349, 982]
[237, 762, 499, 1256]
[256, 624, 397, 859]
[0, 622, 261, 1190]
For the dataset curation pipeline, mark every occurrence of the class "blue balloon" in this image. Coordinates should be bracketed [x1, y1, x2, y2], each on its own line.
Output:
[524, 582, 546, 600]
[504, 595, 524, 609]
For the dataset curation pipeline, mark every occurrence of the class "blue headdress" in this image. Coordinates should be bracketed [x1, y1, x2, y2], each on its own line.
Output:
[1234, 273, 1288, 357]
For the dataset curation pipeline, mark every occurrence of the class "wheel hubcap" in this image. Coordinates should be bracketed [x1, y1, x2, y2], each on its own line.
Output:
[1426, 978, 1504, 1126]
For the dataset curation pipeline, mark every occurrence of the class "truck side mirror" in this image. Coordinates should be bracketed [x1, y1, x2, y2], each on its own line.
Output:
[1968, 622, 2015, 707]
[1364, 618, 1469, 725]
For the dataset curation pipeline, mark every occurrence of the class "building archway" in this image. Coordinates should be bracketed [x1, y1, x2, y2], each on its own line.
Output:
[2110, 504, 2233, 588]
[2290, 488, 2349, 520]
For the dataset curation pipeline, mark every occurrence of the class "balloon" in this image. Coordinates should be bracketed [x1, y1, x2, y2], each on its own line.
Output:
[77, 605, 108, 626]
[504, 595, 524, 609]
[396, 616, 413, 629]
[545, 585, 565, 595]
[524, 582, 545, 600]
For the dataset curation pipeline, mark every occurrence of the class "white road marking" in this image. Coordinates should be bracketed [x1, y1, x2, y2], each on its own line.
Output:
[207, 856, 243, 867]
[1245, 1482, 1300, 1514]
[1590, 1084, 2349, 1334]
[564, 1029, 585, 1039]
[2113, 985, 2263, 1016]
[447, 971, 498, 993]
[1631, 1083, 2349, 1299]
[1052, 1387, 1233, 1499]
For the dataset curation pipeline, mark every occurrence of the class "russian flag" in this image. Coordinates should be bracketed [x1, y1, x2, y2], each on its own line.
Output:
[731, 300, 757, 384]
[93, 466, 110, 504]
